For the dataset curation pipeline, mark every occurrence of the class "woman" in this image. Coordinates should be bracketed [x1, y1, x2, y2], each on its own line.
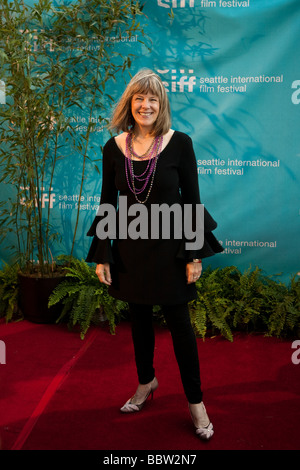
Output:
[86, 69, 223, 441]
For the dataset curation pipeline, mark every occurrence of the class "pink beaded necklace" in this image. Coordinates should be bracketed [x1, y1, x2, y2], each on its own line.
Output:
[125, 132, 163, 204]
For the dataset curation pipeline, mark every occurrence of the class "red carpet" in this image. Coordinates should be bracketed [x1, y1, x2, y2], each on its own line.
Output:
[0, 319, 299, 451]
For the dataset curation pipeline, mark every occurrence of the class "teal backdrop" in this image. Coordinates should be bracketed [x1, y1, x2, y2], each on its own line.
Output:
[1, 0, 299, 283]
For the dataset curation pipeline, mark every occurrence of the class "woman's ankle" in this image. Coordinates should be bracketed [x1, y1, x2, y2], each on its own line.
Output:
[188, 402, 210, 428]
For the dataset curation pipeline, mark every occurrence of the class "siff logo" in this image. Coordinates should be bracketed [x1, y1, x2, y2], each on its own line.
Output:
[291, 340, 300, 365]
[20, 187, 56, 209]
[0, 340, 6, 364]
[157, 69, 197, 92]
[291, 80, 300, 104]
[0, 80, 5, 104]
[158, 0, 195, 7]
[19, 29, 54, 52]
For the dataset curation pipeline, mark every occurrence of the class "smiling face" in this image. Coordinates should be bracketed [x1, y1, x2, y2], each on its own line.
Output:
[131, 92, 160, 133]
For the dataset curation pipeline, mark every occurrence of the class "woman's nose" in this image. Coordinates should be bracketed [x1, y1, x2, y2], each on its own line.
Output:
[141, 99, 150, 108]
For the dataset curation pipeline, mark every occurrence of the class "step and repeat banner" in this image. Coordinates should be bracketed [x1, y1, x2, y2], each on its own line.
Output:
[1, 0, 299, 282]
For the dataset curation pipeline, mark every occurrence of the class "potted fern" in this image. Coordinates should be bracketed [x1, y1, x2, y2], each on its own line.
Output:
[0, 263, 20, 323]
[0, 0, 145, 322]
[189, 266, 300, 341]
[48, 257, 128, 339]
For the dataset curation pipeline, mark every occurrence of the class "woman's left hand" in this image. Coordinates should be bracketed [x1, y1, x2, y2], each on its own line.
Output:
[186, 261, 202, 284]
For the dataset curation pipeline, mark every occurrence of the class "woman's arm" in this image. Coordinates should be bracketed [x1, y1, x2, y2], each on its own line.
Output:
[86, 139, 118, 266]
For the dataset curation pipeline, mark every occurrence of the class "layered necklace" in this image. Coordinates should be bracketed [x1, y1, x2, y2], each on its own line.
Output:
[125, 132, 163, 204]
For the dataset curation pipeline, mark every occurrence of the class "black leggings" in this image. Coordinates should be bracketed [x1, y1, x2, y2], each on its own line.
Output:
[129, 302, 203, 404]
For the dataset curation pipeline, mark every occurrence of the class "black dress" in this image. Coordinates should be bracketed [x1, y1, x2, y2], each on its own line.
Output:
[86, 131, 223, 305]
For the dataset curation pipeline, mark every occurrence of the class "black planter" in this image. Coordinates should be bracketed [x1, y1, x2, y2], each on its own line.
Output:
[18, 273, 64, 324]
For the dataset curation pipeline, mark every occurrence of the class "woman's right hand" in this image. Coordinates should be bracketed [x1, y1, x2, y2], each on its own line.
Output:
[96, 263, 112, 286]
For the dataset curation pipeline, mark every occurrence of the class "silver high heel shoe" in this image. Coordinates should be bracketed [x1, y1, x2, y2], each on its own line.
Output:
[120, 377, 159, 413]
[188, 402, 214, 440]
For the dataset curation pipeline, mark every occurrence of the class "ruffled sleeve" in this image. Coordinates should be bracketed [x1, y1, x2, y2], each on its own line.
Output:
[177, 133, 224, 260]
[85, 139, 118, 264]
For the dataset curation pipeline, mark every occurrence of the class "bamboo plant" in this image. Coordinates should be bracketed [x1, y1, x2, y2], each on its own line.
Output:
[0, 0, 145, 276]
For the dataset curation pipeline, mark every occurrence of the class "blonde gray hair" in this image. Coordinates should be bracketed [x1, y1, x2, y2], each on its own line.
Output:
[109, 69, 171, 136]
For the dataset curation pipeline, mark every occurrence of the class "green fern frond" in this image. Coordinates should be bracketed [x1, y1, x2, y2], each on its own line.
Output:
[47, 257, 127, 338]
[0, 262, 20, 322]
[48, 281, 81, 306]
[189, 301, 207, 339]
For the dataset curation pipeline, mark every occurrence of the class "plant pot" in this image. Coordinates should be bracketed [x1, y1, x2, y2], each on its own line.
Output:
[18, 272, 64, 324]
